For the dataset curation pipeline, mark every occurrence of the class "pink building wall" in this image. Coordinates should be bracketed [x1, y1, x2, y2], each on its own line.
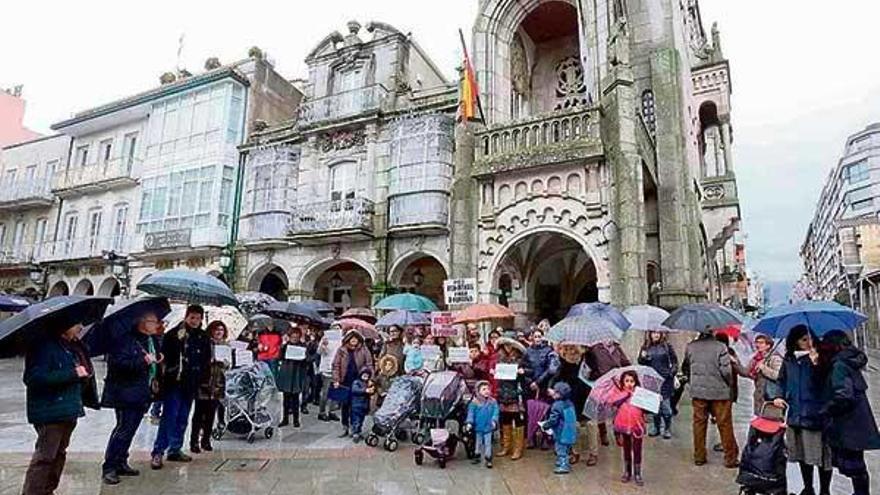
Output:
[0, 90, 41, 147]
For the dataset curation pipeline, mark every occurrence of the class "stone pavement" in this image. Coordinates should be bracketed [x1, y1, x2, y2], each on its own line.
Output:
[0, 357, 878, 494]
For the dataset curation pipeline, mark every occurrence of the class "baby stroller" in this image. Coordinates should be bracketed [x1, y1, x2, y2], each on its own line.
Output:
[414, 371, 474, 468]
[736, 404, 788, 495]
[366, 374, 423, 451]
[214, 361, 277, 444]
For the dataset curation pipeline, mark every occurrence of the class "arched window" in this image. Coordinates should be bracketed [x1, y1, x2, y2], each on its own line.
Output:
[329, 161, 356, 201]
[641, 90, 656, 136]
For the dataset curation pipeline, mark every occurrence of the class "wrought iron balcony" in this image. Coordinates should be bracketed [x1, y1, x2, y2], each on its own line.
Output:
[239, 211, 293, 245]
[0, 179, 54, 211]
[473, 107, 602, 177]
[297, 85, 389, 127]
[37, 235, 129, 262]
[52, 156, 140, 197]
[0, 244, 35, 265]
[289, 197, 374, 242]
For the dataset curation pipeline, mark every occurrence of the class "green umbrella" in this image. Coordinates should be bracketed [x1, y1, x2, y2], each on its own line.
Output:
[374, 293, 438, 312]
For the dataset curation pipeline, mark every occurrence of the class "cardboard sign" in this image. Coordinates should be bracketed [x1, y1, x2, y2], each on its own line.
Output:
[421, 345, 441, 361]
[443, 278, 477, 306]
[630, 386, 662, 414]
[495, 363, 519, 381]
[447, 347, 471, 364]
[234, 349, 254, 367]
[431, 311, 460, 337]
[213, 344, 232, 363]
[324, 330, 343, 342]
[229, 341, 250, 351]
[285, 345, 306, 361]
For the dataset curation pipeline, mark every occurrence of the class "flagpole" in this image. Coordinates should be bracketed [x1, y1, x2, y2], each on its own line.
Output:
[458, 28, 486, 124]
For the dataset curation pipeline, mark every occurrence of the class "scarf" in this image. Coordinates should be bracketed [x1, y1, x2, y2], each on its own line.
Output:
[748, 350, 766, 378]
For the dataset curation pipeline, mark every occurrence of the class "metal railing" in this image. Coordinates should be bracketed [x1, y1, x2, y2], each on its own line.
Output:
[37, 235, 130, 262]
[240, 211, 292, 241]
[290, 197, 374, 234]
[0, 244, 34, 265]
[475, 107, 601, 162]
[53, 156, 140, 191]
[297, 85, 388, 126]
[0, 179, 53, 203]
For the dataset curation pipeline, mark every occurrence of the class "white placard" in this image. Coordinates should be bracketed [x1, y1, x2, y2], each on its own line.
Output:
[324, 330, 343, 342]
[285, 345, 306, 361]
[630, 386, 661, 414]
[443, 278, 477, 306]
[494, 363, 519, 381]
[234, 349, 254, 367]
[229, 341, 250, 351]
[421, 344, 441, 361]
[213, 345, 232, 363]
[578, 361, 593, 386]
[447, 347, 471, 364]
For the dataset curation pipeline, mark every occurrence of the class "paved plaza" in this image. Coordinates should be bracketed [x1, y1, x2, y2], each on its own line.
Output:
[0, 357, 878, 495]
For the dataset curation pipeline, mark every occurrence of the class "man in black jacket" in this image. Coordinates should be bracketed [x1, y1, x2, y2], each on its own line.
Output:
[101, 312, 163, 485]
[150, 305, 209, 469]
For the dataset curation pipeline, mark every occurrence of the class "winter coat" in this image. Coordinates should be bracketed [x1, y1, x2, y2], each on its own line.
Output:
[767, 354, 825, 430]
[404, 346, 424, 373]
[380, 340, 406, 376]
[256, 332, 282, 361]
[160, 323, 211, 395]
[748, 352, 782, 416]
[277, 343, 311, 394]
[101, 329, 158, 409]
[495, 349, 526, 411]
[638, 342, 678, 398]
[613, 393, 646, 436]
[585, 342, 631, 381]
[821, 348, 880, 452]
[553, 359, 590, 420]
[523, 342, 561, 389]
[466, 396, 500, 434]
[545, 382, 578, 445]
[682, 336, 732, 401]
[197, 343, 228, 401]
[331, 344, 374, 386]
[351, 378, 371, 415]
[23, 338, 87, 425]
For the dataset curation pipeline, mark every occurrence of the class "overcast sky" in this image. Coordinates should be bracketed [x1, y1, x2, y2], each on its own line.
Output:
[3, 0, 879, 284]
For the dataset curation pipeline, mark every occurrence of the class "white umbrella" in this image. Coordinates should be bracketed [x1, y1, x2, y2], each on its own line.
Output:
[622, 305, 671, 331]
[164, 304, 248, 339]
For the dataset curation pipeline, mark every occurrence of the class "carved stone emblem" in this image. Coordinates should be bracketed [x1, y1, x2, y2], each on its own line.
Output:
[704, 185, 725, 200]
[318, 130, 366, 152]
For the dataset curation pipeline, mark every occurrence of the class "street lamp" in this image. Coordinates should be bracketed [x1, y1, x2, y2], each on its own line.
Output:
[330, 272, 343, 288]
[412, 268, 425, 287]
[103, 251, 130, 297]
[28, 264, 47, 300]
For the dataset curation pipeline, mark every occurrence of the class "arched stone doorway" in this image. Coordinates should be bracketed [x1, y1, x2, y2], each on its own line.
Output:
[494, 231, 598, 323]
[48, 281, 69, 298]
[259, 267, 289, 302]
[73, 279, 94, 296]
[389, 253, 448, 309]
[301, 260, 375, 316]
[97, 277, 121, 297]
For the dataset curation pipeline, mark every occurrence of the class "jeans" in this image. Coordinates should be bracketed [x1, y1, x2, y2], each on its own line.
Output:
[650, 398, 673, 433]
[475, 431, 493, 459]
[190, 399, 219, 446]
[340, 399, 352, 428]
[692, 399, 738, 465]
[23, 421, 77, 495]
[103, 404, 149, 475]
[152, 388, 194, 457]
[555, 442, 572, 471]
[282, 393, 301, 423]
[319, 374, 332, 414]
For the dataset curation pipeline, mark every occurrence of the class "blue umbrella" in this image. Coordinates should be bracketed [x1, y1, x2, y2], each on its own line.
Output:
[83, 296, 171, 356]
[137, 269, 237, 307]
[0, 295, 30, 312]
[374, 293, 438, 312]
[662, 303, 742, 333]
[0, 296, 112, 343]
[264, 301, 325, 326]
[753, 301, 867, 339]
[566, 302, 631, 330]
[375, 310, 430, 328]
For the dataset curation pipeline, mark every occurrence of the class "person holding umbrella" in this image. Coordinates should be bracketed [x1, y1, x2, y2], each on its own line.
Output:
[637, 331, 678, 439]
[331, 330, 374, 437]
[150, 304, 209, 469]
[583, 339, 630, 459]
[22, 322, 95, 495]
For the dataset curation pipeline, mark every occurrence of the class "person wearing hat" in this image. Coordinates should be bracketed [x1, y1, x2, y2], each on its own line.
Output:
[493, 336, 528, 461]
[331, 330, 374, 437]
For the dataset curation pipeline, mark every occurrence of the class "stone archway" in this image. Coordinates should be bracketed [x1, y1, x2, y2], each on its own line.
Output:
[298, 258, 375, 315]
[48, 281, 69, 298]
[389, 252, 448, 309]
[247, 263, 290, 301]
[97, 277, 121, 297]
[73, 279, 94, 296]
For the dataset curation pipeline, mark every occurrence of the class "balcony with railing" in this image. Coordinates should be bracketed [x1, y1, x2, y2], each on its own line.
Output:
[37, 235, 129, 263]
[0, 179, 54, 211]
[240, 211, 292, 246]
[297, 85, 389, 128]
[0, 244, 35, 266]
[473, 107, 603, 177]
[52, 156, 140, 197]
[289, 197, 374, 244]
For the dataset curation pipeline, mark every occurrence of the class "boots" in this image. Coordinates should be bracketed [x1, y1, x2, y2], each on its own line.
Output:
[497, 425, 512, 457]
[621, 462, 632, 483]
[189, 431, 201, 454]
[201, 436, 213, 452]
[634, 464, 643, 486]
[510, 426, 525, 460]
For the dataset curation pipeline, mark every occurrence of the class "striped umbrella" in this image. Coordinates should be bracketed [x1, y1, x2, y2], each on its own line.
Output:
[137, 269, 237, 307]
[546, 315, 624, 346]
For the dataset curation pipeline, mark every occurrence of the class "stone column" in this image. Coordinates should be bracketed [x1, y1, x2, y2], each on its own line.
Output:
[600, 28, 647, 307]
[720, 119, 734, 176]
[450, 121, 478, 280]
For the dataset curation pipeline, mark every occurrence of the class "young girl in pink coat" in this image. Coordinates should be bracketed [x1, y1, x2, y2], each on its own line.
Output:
[613, 370, 647, 486]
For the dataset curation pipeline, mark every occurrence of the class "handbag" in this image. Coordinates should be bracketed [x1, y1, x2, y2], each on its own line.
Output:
[328, 385, 351, 403]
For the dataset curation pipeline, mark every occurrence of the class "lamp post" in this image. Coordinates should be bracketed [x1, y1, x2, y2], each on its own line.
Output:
[219, 246, 234, 286]
[103, 251, 130, 297]
[28, 264, 47, 300]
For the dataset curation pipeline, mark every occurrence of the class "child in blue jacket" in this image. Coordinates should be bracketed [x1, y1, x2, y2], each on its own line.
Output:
[466, 380, 500, 468]
[350, 369, 373, 443]
[541, 381, 578, 474]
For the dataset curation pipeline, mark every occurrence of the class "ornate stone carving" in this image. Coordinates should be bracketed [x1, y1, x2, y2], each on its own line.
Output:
[511, 35, 530, 98]
[555, 57, 588, 110]
[704, 185, 725, 200]
[318, 129, 366, 152]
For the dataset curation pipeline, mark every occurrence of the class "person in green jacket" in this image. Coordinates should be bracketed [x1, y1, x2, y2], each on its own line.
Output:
[22, 322, 94, 495]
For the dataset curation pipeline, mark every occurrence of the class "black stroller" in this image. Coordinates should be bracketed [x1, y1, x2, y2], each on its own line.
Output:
[413, 371, 474, 468]
[366, 374, 423, 451]
[736, 404, 788, 495]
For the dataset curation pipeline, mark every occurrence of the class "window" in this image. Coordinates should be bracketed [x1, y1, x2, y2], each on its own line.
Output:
[75, 145, 89, 167]
[12, 221, 25, 252]
[3, 168, 16, 188]
[137, 165, 216, 233]
[46, 159, 60, 176]
[329, 161, 356, 201]
[112, 204, 128, 252]
[87, 210, 102, 252]
[25, 165, 37, 183]
[99, 139, 113, 164]
[852, 198, 873, 211]
[218, 166, 234, 227]
[641, 90, 657, 136]
[33, 218, 47, 257]
[845, 160, 870, 184]
[0, 224, 5, 247]
[123, 132, 138, 171]
[63, 214, 78, 254]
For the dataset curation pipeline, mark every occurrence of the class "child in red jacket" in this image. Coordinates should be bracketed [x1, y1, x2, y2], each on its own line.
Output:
[613, 370, 646, 486]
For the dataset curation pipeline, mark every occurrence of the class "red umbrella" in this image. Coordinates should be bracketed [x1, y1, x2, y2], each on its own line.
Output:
[715, 323, 742, 341]
[336, 318, 380, 340]
[453, 303, 515, 324]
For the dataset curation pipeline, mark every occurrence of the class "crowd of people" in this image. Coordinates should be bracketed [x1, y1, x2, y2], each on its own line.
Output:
[19, 305, 880, 495]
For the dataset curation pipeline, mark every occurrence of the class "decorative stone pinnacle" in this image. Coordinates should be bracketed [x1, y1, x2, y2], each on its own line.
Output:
[347, 20, 361, 35]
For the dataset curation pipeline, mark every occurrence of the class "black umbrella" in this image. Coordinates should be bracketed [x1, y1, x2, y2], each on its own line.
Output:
[82, 297, 171, 356]
[300, 299, 335, 316]
[0, 296, 113, 343]
[662, 303, 742, 333]
[264, 301, 325, 326]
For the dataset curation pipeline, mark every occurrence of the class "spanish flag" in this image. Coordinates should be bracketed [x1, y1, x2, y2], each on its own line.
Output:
[458, 29, 482, 123]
